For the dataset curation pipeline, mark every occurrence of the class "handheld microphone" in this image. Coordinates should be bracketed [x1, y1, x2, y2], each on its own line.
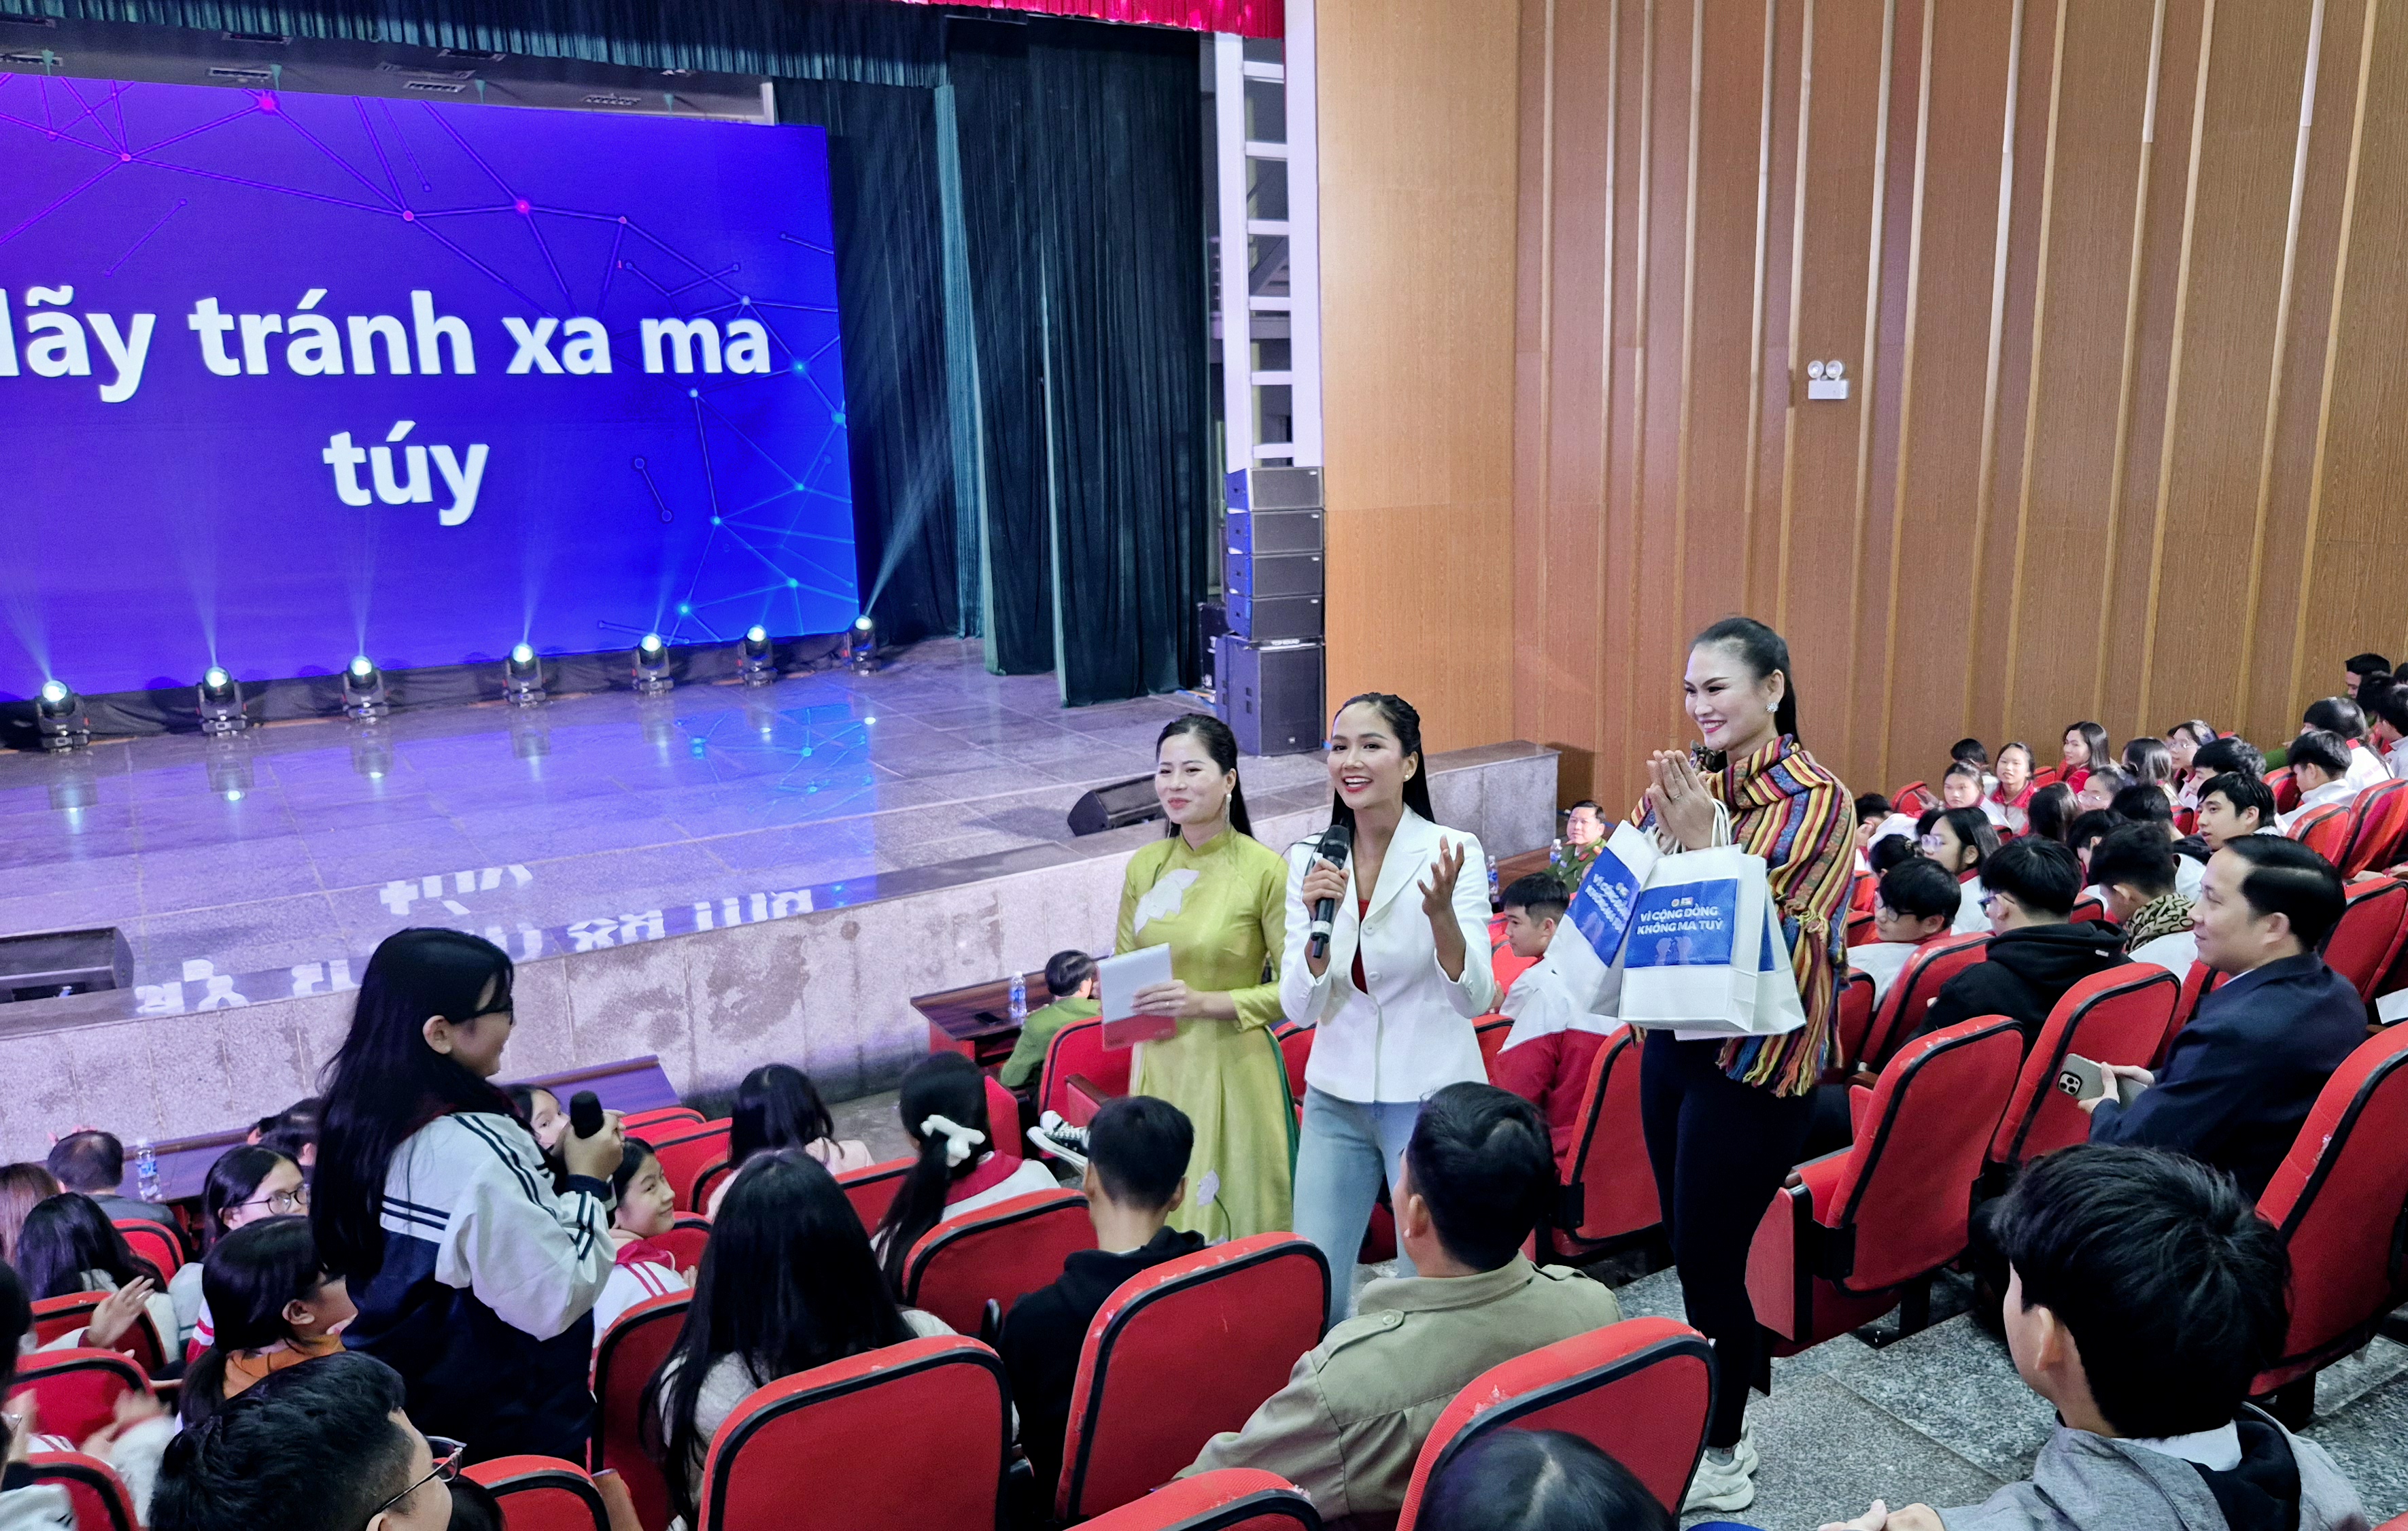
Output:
[568, 1090, 604, 1142]
[1307, 823, 1354, 961]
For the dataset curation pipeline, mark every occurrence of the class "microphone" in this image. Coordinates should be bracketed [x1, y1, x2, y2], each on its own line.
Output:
[1307, 823, 1354, 961]
[568, 1090, 604, 1142]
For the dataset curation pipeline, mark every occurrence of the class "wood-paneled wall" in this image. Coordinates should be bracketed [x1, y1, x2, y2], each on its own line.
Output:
[1507, 0, 2408, 811]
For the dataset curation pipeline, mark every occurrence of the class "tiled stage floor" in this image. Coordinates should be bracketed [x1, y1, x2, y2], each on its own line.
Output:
[0, 640, 1328, 991]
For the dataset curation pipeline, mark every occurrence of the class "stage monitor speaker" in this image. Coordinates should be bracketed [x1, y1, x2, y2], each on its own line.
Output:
[1225, 466, 1324, 512]
[1216, 638, 1324, 757]
[1225, 592, 1324, 642]
[1195, 601, 1230, 689]
[0, 927, 132, 1003]
[1226, 507, 1325, 557]
[1224, 550, 1324, 600]
[1068, 776, 1167, 836]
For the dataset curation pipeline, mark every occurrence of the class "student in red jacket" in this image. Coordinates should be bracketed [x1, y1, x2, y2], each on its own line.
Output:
[1488, 876, 1621, 1166]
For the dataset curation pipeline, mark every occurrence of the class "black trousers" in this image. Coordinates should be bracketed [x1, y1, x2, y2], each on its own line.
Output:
[1640, 1030, 1817, 1448]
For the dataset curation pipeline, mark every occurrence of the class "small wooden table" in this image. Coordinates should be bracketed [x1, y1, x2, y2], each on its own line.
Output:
[916, 969, 1056, 1071]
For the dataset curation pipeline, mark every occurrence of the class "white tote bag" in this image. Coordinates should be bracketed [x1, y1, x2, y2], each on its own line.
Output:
[1550, 823, 1660, 1018]
[1619, 846, 1803, 1035]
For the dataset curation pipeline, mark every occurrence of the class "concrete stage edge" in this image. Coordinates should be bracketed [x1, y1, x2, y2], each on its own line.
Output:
[0, 742, 1556, 1159]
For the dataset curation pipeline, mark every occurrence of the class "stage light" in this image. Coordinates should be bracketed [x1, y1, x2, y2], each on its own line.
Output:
[846, 613, 878, 674]
[634, 632, 674, 696]
[342, 655, 390, 721]
[504, 643, 547, 706]
[197, 667, 247, 736]
[738, 625, 777, 686]
[35, 680, 88, 753]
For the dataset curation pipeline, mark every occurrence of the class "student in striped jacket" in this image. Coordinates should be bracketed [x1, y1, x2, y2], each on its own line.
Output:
[313, 929, 628, 1464]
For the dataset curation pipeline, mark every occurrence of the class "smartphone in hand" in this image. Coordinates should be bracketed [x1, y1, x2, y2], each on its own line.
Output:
[2055, 1052, 2145, 1108]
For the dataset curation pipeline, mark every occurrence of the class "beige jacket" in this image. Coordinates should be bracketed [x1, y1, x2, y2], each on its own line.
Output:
[1184, 1256, 1623, 1528]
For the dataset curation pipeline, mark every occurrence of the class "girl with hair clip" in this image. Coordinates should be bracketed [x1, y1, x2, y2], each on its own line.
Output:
[646, 1150, 948, 1521]
[1282, 693, 1498, 1315]
[313, 927, 627, 1463]
[705, 1064, 869, 1217]
[870, 1052, 1054, 1294]
[2059, 722, 2111, 795]
[177, 1217, 355, 1428]
[1112, 714, 1296, 1240]
[1626, 617, 1854, 1515]
[170, 1145, 307, 1351]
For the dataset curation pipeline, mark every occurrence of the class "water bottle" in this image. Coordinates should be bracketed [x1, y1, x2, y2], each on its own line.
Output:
[1551, 835, 1566, 869]
[1008, 971, 1029, 1025]
[134, 1139, 159, 1203]
[1487, 855, 1501, 903]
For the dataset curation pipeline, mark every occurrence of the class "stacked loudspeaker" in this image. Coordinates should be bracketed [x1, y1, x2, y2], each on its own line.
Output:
[1215, 466, 1324, 756]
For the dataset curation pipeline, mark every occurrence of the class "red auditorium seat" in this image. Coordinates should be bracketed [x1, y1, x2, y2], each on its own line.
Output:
[1055, 1235, 1330, 1521]
[2268, 767, 2301, 814]
[2324, 876, 2408, 1001]
[2159, 961, 2222, 1066]
[2029, 766, 2063, 792]
[1076, 1470, 1320, 1530]
[29, 1294, 165, 1376]
[464, 1457, 613, 1531]
[903, 1189, 1095, 1335]
[1473, 1014, 1513, 1078]
[2292, 803, 2352, 865]
[1857, 933, 1991, 1070]
[112, 1220, 183, 1279]
[2339, 780, 2408, 875]
[1273, 1024, 1313, 1105]
[7, 1349, 151, 1445]
[694, 1337, 1008, 1531]
[688, 1156, 733, 1215]
[1892, 781, 1936, 816]
[1749, 1018, 2025, 1360]
[2249, 1026, 2408, 1424]
[987, 1073, 1026, 1154]
[1986, 966, 2182, 1180]
[1844, 907, 1878, 948]
[2066, 895, 2108, 927]
[655, 1214, 712, 1270]
[1546, 1029, 1659, 1258]
[836, 1157, 914, 1232]
[1833, 969, 1876, 1073]
[1392, 1318, 1715, 1528]
[647, 1122, 732, 1209]
[591, 1290, 689, 1531]
[624, 1106, 706, 1135]
[28, 1453, 138, 1531]
[1850, 870, 1878, 914]
[1039, 1018, 1133, 1130]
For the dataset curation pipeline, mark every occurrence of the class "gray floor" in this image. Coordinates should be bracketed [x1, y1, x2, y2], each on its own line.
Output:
[0, 638, 1328, 990]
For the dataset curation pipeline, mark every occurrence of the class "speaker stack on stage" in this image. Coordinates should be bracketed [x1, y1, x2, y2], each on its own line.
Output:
[1216, 466, 1325, 756]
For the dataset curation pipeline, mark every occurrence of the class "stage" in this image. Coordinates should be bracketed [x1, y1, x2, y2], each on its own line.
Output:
[0, 640, 1558, 1160]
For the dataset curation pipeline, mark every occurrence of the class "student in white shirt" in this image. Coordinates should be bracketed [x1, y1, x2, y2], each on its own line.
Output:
[2088, 825, 2197, 975]
[591, 1137, 691, 1347]
[1920, 807, 2001, 934]
[1942, 761, 2009, 829]
[871, 1052, 1056, 1294]
[2195, 772, 2279, 851]
[2301, 697, 2390, 792]
[1849, 857, 1963, 1005]
[2366, 687, 2408, 780]
[2276, 731, 2360, 833]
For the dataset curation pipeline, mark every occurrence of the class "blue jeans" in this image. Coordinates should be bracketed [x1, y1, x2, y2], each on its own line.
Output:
[1292, 1087, 1426, 1320]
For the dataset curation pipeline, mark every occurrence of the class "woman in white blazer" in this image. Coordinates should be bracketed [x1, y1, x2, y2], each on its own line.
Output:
[1282, 693, 1498, 1315]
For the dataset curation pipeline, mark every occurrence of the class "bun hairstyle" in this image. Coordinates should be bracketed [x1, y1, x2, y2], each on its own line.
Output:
[1693, 616, 1801, 747]
[1157, 714, 1252, 837]
[1328, 693, 1436, 831]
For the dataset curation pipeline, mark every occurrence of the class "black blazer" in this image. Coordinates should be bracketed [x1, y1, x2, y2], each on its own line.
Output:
[2089, 952, 2364, 1198]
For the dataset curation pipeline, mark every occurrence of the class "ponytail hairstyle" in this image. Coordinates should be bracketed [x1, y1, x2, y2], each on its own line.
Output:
[1156, 714, 1252, 838]
[1327, 693, 1436, 833]
[199, 1147, 296, 1250]
[2121, 736, 2174, 788]
[179, 1216, 336, 1427]
[1692, 617, 1801, 753]
[727, 1064, 838, 1172]
[872, 1052, 993, 1296]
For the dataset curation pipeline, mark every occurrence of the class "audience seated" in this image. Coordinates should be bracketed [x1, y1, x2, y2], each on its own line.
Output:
[2197, 772, 2279, 850]
[2193, 736, 2267, 782]
[1184, 1084, 1621, 1528]
[1919, 838, 2124, 1050]
[2277, 731, 2358, 831]
[2121, 737, 2176, 799]
[2164, 721, 2216, 809]
[18, 1192, 177, 1354]
[505, 1086, 570, 1159]
[1001, 1095, 1204, 1494]
[2080, 837, 2362, 1199]
[1919, 807, 2000, 933]
[1853, 793, 1895, 863]
[2366, 686, 2408, 780]
[646, 1149, 951, 1521]
[2025, 782, 2077, 844]
[2345, 651, 2390, 699]
[707, 1063, 872, 1216]
[1942, 763, 2007, 829]
[0, 1163, 58, 1267]
[247, 1098, 324, 1171]
[872, 1052, 1057, 1292]
[593, 1138, 691, 1345]
[2107, 787, 2201, 898]
[1422, 1428, 1674, 1531]
[44, 1132, 177, 1236]
[179, 1216, 354, 1427]
[151, 1349, 458, 1531]
[2088, 826, 2197, 975]
[2067, 810, 2121, 875]
[1991, 742, 2035, 833]
[1001, 951, 1103, 1091]
[0, 1261, 73, 1531]
[1564, 799, 1606, 848]
[1848, 856, 1961, 1005]
[1822, 1146, 2364, 1531]
[2059, 723, 2112, 794]
[175, 1146, 307, 1349]
[2301, 698, 2390, 791]
[1490, 876, 1623, 1162]
[2076, 764, 2133, 814]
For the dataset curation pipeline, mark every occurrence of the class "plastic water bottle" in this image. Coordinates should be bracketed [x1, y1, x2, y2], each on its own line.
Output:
[134, 1139, 159, 1203]
[1008, 971, 1029, 1025]
[1551, 835, 1566, 869]
[1487, 856, 1501, 902]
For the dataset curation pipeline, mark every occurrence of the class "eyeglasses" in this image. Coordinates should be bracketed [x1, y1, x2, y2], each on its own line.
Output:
[1916, 832, 1946, 850]
[368, 1437, 464, 1524]
[235, 1186, 309, 1215]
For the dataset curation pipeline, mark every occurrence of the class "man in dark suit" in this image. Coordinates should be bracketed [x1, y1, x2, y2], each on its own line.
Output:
[2080, 836, 2363, 1199]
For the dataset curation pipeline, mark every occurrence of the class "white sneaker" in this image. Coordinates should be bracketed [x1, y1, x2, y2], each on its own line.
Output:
[1732, 1420, 1760, 1476]
[1683, 1443, 1758, 1515]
